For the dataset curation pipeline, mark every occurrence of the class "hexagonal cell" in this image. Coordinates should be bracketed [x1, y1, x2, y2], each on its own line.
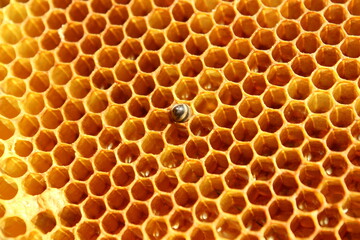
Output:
[11, 58, 32, 79]
[335, 82, 358, 105]
[284, 101, 307, 124]
[317, 207, 341, 228]
[326, 129, 352, 152]
[151, 88, 174, 108]
[200, 176, 224, 199]
[315, 46, 341, 67]
[304, 115, 330, 139]
[18, 115, 39, 137]
[258, 110, 283, 133]
[189, 115, 213, 137]
[142, 132, 165, 155]
[243, 74, 267, 96]
[83, 196, 106, 220]
[321, 179, 345, 204]
[108, 5, 128, 25]
[71, 158, 93, 181]
[320, 24, 345, 46]
[112, 165, 135, 187]
[24, 18, 45, 38]
[23, 173, 46, 196]
[296, 190, 322, 212]
[146, 110, 170, 131]
[101, 212, 125, 235]
[0, 96, 20, 119]
[160, 147, 185, 168]
[204, 152, 228, 174]
[142, 30, 165, 51]
[311, 68, 337, 90]
[195, 201, 219, 223]
[46, 9, 66, 29]
[324, 4, 347, 24]
[236, 0, 260, 16]
[29, 72, 50, 93]
[107, 188, 130, 211]
[0, 216, 26, 238]
[204, 48, 228, 68]
[220, 191, 246, 215]
[251, 29, 276, 50]
[330, 106, 355, 128]
[343, 195, 360, 218]
[247, 183, 272, 205]
[174, 184, 198, 208]
[0, 117, 15, 140]
[296, 33, 321, 54]
[242, 208, 267, 231]
[167, 22, 189, 43]
[76, 136, 97, 158]
[233, 16, 258, 38]
[269, 199, 294, 221]
[308, 91, 333, 113]
[254, 134, 279, 156]
[155, 169, 178, 192]
[0, 44, 16, 64]
[50, 64, 72, 85]
[239, 97, 263, 118]
[277, 20, 300, 41]
[1, 77, 26, 97]
[179, 160, 204, 183]
[299, 165, 323, 188]
[337, 59, 360, 80]
[276, 150, 302, 171]
[341, 37, 360, 58]
[0, 157, 27, 178]
[209, 129, 233, 151]
[190, 13, 213, 34]
[280, 0, 304, 19]
[213, 3, 235, 25]
[29, 152, 52, 173]
[166, 125, 189, 146]
[247, 51, 272, 73]
[314, 231, 337, 240]
[323, 154, 347, 177]
[127, 97, 150, 118]
[77, 222, 100, 240]
[291, 55, 317, 77]
[122, 227, 143, 240]
[74, 55, 95, 77]
[224, 61, 248, 83]
[304, 0, 327, 11]
[23, 92, 45, 115]
[263, 87, 287, 109]
[148, 8, 170, 29]
[162, 43, 185, 65]
[345, 170, 360, 193]
[47, 166, 69, 188]
[290, 215, 316, 238]
[302, 140, 326, 162]
[233, 119, 258, 142]
[185, 138, 209, 159]
[126, 202, 149, 225]
[229, 144, 254, 165]
[228, 39, 252, 60]
[136, 155, 158, 178]
[151, 194, 173, 216]
[344, 17, 360, 36]
[122, 119, 145, 141]
[32, 210, 56, 234]
[80, 35, 101, 54]
[93, 150, 117, 172]
[89, 173, 111, 196]
[251, 157, 275, 181]
[216, 217, 241, 239]
[181, 56, 203, 77]
[257, 8, 280, 28]
[131, 179, 154, 201]
[14, 140, 33, 157]
[273, 172, 299, 196]
[339, 221, 360, 240]
[185, 34, 208, 56]
[58, 122, 79, 144]
[59, 205, 81, 228]
[146, 218, 168, 239]
[36, 130, 57, 152]
[191, 226, 216, 240]
[130, 0, 152, 16]
[300, 12, 324, 31]
[125, 17, 147, 38]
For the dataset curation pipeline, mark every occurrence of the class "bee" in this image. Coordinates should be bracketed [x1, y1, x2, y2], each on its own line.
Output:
[170, 104, 191, 123]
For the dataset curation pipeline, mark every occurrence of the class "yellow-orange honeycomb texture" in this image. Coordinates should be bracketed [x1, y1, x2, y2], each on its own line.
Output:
[1, 0, 360, 239]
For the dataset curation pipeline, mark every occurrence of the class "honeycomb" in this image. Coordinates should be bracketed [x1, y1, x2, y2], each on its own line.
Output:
[1, 0, 360, 239]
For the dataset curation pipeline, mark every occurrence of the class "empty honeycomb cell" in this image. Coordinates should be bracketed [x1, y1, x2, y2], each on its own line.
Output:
[305, 115, 330, 138]
[47, 167, 69, 188]
[0, 44, 16, 64]
[194, 92, 217, 114]
[208, 26, 233, 47]
[35, 130, 57, 151]
[220, 191, 246, 214]
[229, 143, 253, 165]
[91, 70, 114, 91]
[1, 24, 23, 44]
[302, 140, 326, 162]
[269, 199, 294, 221]
[290, 215, 316, 238]
[89, 173, 111, 196]
[326, 129, 351, 151]
[296, 190, 322, 211]
[312, 68, 337, 90]
[317, 207, 341, 228]
[292, 55, 317, 77]
[219, 83, 243, 106]
[126, 202, 149, 224]
[146, 110, 170, 131]
[320, 24, 345, 45]
[174, 78, 198, 101]
[46, 10, 66, 29]
[86, 90, 109, 113]
[51, 64, 72, 85]
[277, 20, 301, 41]
[110, 84, 132, 105]
[228, 39, 252, 60]
[264, 224, 290, 240]
[205, 152, 229, 174]
[80, 35, 102, 55]
[155, 169, 178, 192]
[53, 144, 75, 166]
[304, 0, 327, 11]
[340, 37, 360, 58]
[251, 29, 276, 51]
[131, 179, 154, 201]
[81, 188, 107, 212]
[151, 194, 173, 216]
[46, 86, 67, 109]
[191, 226, 215, 240]
[106, 188, 130, 210]
[0, 216, 26, 238]
[200, 176, 224, 199]
[64, 182, 88, 204]
[225, 167, 249, 190]
[316, 46, 341, 67]
[117, 142, 140, 163]
[337, 59, 360, 80]
[299, 165, 323, 188]
[86, 15, 107, 34]
[314, 232, 337, 240]
[273, 172, 299, 196]
[195, 200, 219, 222]
[345, 170, 360, 192]
[74, 55, 95, 76]
[174, 185, 198, 208]
[190, 13, 214, 34]
[330, 106, 354, 127]
[99, 128, 121, 150]
[348, 0, 360, 14]
[254, 134, 278, 156]
[11, 58, 32, 79]
[102, 212, 125, 235]
[179, 160, 204, 183]
[209, 129, 233, 151]
[146, 218, 168, 239]
[122, 119, 145, 140]
[343, 195, 360, 218]
[186, 35, 209, 56]
[247, 183, 272, 205]
[335, 82, 358, 105]
[68, 1, 88, 21]
[76, 136, 98, 158]
[143, 30, 165, 51]
[280, 125, 305, 147]
[157, 65, 180, 87]
[251, 157, 275, 180]
[148, 9, 171, 30]
[142, 132, 165, 154]
[162, 44, 185, 65]
[22, 173, 46, 195]
[233, 119, 258, 141]
[57, 43, 78, 63]
[77, 222, 100, 240]
[58, 121, 79, 144]
[137, 155, 158, 177]
[263, 87, 287, 109]
[321, 179, 345, 203]
[308, 91, 333, 113]
[238, 98, 263, 117]
[29, 72, 49, 93]
[182, 56, 204, 77]
[272, 42, 297, 62]
[300, 12, 324, 31]
[0, 65, 7, 81]
[151, 88, 174, 108]
[128, 97, 150, 118]
[247, 51, 272, 72]
[0, 117, 15, 140]
[344, 17, 360, 35]
[40, 109, 63, 129]
[324, 4, 347, 24]
[213, 4, 235, 25]
[125, 17, 147, 38]
[18, 38, 39, 57]
[257, 8, 280, 28]
[59, 205, 81, 228]
[323, 154, 347, 177]
[214, 106, 237, 129]
[94, 150, 116, 172]
[243, 74, 267, 95]
[122, 227, 143, 240]
[14, 140, 33, 157]
[0, 157, 27, 178]
[29, 152, 52, 173]
[236, 0, 260, 16]
[242, 208, 267, 231]
[0, 96, 20, 119]
[6, 2, 27, 23]
[216, 217, 242, 239]
[165, 125, 189, 146]
[138, 52, 160, 73]
[258, 110, 283, 133]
